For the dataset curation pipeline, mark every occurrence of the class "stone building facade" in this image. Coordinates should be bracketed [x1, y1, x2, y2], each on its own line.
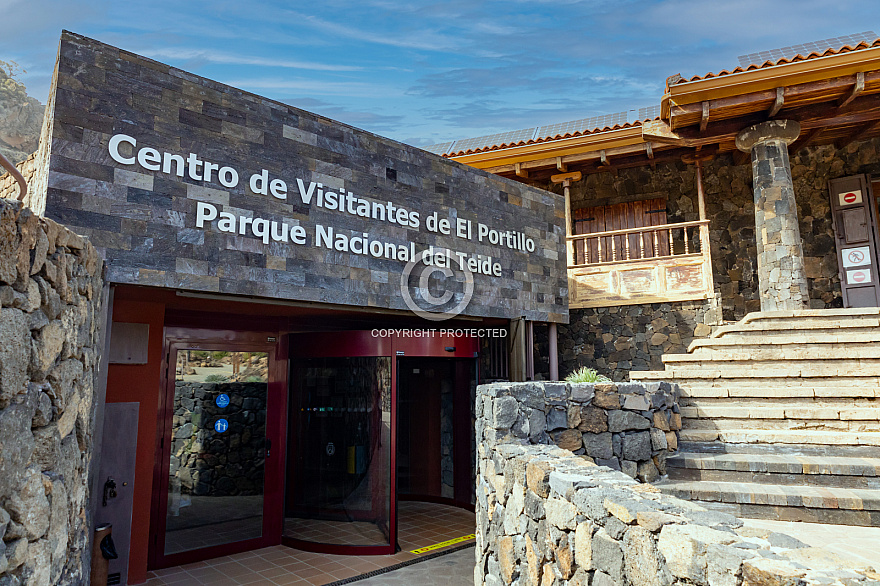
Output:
[532, 137, 880, 381]
[0, 198, 106, 585]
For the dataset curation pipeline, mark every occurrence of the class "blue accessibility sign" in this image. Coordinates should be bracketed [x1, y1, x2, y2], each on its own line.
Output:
[215, 393, 230, 408]
[214, 418, 229, 433]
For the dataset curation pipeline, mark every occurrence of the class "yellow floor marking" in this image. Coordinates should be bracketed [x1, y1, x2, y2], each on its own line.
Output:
[410, 534, 475, 554]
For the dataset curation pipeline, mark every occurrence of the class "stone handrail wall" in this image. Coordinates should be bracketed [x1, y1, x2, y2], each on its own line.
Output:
[475, 382, 880, 586]
[478, 381, 681, 482]
[0, 198, 105, 584]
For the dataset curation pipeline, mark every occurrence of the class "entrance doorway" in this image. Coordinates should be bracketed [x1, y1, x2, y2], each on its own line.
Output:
[397, 357, 475, 508]
[283, 331, 478, 555]
[149, 329, 287, 569]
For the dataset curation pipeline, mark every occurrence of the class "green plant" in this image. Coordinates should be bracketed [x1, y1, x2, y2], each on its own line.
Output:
[204, 374, 228, 382]
[564, 367, 611, 383]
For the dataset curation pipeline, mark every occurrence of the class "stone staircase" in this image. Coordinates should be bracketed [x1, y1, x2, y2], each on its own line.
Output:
[631, 308, 880, 526]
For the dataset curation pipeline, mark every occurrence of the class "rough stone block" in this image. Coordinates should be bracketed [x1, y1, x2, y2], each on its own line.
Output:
[608, 411, 650, 433]
[582, 432, 613, 460]
[577, 406, 607, 433]
[591, 527, 624, 582]
[622, 431, 652, 461]
[658, 523, 739, 583]
[623, 527, 667, 586]
[493, 396, 519, 430]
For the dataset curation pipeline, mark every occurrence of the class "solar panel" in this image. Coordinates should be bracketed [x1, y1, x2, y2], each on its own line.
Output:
[737, 31, 878, 68]
[637, 105, 661, 121]
[422, 142, 454, 155]
[537, 112, 629, 138]
[450, 128, 535, 153]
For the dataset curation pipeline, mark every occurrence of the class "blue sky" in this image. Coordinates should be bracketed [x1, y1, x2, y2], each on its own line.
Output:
[1, 0, 878, 147]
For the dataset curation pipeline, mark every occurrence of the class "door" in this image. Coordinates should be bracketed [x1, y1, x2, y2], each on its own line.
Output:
[829, 176, 880, 307]
[573, 198, 668, 264]
[150, 329, 286, 568]
[283, 330, 478, 555]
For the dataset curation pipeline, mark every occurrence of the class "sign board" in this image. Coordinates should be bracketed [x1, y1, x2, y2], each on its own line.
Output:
[839, 190, 863, 206]
[841, 246, 871, 268]
[38, 32, 568, 323]
[829, 176, 880, 308]
[846, 268, 872, 284]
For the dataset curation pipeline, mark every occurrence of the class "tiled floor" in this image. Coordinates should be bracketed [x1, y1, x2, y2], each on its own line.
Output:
[143, 501, 475, 585]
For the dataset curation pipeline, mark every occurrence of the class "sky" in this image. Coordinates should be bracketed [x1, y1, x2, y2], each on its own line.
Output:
[1, 0, 878, 148]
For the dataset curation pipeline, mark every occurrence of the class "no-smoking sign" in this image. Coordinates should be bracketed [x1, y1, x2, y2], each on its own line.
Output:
[839, 190, 863, 205]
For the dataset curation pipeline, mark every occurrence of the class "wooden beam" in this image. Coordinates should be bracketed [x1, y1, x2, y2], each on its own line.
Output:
[732, 150, 750, 166]
[838, 72, 865, 109]
[768, 87, 784, 117]
[835, 120, 880, 149]
[664, 70, 880, 120]
[515, 162, 528, 178]
[556, 156, 567, 172]
[644, 93, 880, 149]
[788, 127, 823, 153]
[550, 171, 583, 184]
[646, 142, 655, 169]
[700, 101, 710, 132]
[600, 150, 609, 166]
[482, 141, 667, 175]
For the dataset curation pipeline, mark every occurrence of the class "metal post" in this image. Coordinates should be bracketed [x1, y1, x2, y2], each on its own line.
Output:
[548, 322, 559, 381]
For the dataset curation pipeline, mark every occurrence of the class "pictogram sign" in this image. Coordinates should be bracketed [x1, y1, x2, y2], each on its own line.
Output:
[839, 190, 863, 205]
[846, 268, 872, 284]
[841, 246, 870, 268]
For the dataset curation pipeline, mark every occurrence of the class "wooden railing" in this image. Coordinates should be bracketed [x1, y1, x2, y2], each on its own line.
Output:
[567, 220, 714, 309]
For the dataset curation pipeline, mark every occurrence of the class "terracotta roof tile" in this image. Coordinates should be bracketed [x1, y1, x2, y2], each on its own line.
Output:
[432, 109, 661, 158]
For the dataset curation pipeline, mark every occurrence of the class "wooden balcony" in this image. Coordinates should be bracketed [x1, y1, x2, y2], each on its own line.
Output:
[567, 220, 714, 309]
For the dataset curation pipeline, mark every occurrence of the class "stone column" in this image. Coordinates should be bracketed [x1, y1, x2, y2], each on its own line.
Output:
[735, 120, 809, 311]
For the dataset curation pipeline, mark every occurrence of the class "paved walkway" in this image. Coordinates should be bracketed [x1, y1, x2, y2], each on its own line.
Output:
[354, 547, 474, 586]
[741, 518, 880, 569]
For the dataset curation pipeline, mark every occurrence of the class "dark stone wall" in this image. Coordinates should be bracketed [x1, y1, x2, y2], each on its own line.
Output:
[39, 31, 567, 323]
[538, 138, 880, 380]
[171, 382, 267, 497]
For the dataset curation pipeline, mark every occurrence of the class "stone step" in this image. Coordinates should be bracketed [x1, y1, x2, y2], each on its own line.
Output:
[678, 385, 879, 399]
[679, 404, 880, 422]
[667, 452, 880, 489]
[690, 331, 880, 351]
[681, 417, 880, 433]
[633, 365, 880, 380]
[668, 343, 880, 362]
[655, 480, 880, 526]
[711, 317, 880, 337]
[714, 308, 880, 334]
[679, 428, 880, 446]
[678, 440, 880, 458]
[681, 396, 878, 406]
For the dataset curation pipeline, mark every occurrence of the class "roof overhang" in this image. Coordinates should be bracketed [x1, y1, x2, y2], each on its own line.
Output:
[450, 125, 645, 170]
[663, 45, 880, 116]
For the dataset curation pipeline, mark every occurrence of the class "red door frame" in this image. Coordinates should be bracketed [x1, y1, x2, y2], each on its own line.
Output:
[148, 327, 289, 569]
[284, 330, 479, 556]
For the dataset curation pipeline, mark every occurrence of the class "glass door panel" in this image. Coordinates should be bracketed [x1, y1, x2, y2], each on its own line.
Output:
[164, 350, 269, 555]
[285, 356, 392, 548]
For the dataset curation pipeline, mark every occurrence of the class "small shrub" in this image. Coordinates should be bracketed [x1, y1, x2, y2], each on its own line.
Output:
[204, 374, 228, 382]
[245, 376, 265, 383]
[565, 367, 611, 383]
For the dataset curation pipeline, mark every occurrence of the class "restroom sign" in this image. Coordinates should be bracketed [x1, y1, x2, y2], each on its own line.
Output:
[846, 268, 872, 284]
[842, 246, 870, 268]
[839, 190, 863, 205]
